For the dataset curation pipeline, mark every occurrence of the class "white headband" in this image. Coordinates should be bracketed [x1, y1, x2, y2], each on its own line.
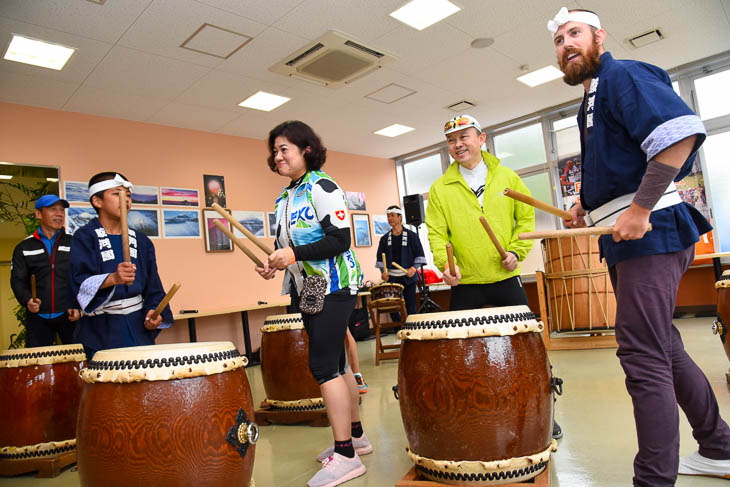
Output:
[386, 208, 404, 216]
[88, 174, 133, 197]
[547, 7, 601, 36]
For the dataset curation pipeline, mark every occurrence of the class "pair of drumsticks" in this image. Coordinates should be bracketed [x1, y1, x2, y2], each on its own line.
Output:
[381, 252, 411, 281]
[210, 203, 273, 267]
[118, 191, 180, 321]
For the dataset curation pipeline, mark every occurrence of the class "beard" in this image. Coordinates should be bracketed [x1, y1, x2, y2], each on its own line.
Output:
[559, 38, 602, 86]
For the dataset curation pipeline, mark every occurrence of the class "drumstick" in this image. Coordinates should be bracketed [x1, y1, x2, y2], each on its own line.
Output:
[446, 243, 455, 274]
[479, 216, 509, 260]
[381, 253, 387, 272]
[213, 220, 264, 267]
[504, 188, 572, 220]
[211, 203, 272, 255]
[392, 262, 409, 273]
[518, 224, 653, 240]
[119, 188, 131, 264]
[31, 274, 37, 301]
[149, 282, 181, 321]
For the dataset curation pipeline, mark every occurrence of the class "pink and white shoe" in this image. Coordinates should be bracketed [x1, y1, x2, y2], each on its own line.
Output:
[307, 452, 366, 487]
[316, 433, 373, 462]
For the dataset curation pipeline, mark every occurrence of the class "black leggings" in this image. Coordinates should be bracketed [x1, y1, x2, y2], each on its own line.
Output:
[449, 276, 528, 311]
[292, 290, 357, 384]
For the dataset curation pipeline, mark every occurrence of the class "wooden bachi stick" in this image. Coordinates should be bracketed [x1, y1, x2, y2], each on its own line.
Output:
[518, 224, 652, 240]
[503, 188, 573, 220]
[119, 188, 131, 264]
[446, 243, 456, 273]
[211, 203, 272, 255]
[213, 220, 264, 267]
[479, 216, 509, 260]
[149, 282, 181, 321]
[381, 252, 388, 280]
[31, 274, 37, 301]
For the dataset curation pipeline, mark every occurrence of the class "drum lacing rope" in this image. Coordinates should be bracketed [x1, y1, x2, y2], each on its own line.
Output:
[86, 349, 240, 371]
[403, 312, 537, 330]
[417, 460, 548, 483]
[0, 348, 84, 362]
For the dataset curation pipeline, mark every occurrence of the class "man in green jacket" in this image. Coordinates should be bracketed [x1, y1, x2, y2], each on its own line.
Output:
[426, 115, 535, 310]
[426, 114, 563, 440]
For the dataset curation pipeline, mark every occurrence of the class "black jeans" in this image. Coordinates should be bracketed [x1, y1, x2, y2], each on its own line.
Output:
[449, 276, 528, 311]
[26, 312, 77, 347]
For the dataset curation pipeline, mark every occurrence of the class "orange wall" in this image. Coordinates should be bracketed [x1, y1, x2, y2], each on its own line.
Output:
[0, 102, 398, 351]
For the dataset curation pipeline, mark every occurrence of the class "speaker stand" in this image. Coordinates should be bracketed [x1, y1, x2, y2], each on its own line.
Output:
[413, 224, 442, 314]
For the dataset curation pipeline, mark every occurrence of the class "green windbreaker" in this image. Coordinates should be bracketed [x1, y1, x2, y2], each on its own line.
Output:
[425, 151, 535, 284]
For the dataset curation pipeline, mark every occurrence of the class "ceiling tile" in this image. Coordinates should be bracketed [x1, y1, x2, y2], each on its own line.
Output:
[147, 101, 241, 132]
[64, 86, 169, 121]
[194, 0, 306, 26]
[0, 71, 78, 109]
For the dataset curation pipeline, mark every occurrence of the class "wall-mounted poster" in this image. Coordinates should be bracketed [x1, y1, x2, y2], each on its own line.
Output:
[345, 191, 366, 211]
[128, 209, 160, 238]
[161, 187, 200, 207]
[352, 213, 371, 247]
[231, 211, 266, 238]
[203, 208, 233, 252]
[66, 206, 96, 235]
[557, 153, 582, 210]
[63, 181, 89, 203]
[131, 185, 158, 206]
[267, 212, 277, 237]
[203, 175, 226, 207]
[162, 209, 201, 238]
[372, 214, 390, 237]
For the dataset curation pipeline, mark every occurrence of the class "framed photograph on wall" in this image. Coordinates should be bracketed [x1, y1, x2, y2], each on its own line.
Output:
[345, 191, 366, 211]
[372, 214, 390, 237]
[66, 206, 96, 235]
[231, 210, 266, 238]
[131, 185, 159, 206]
[161, 187, 200, 207]
[203, 208, 233, 252]
[162, 209, 201, 238]
[203, 174, 226, 207]
[63, 181, 89, 203]
[267, 212, 277, 238]
[351, 213, 371, 247]
[128, 208, 160, 239]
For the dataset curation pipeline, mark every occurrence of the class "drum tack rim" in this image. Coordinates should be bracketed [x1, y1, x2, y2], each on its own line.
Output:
[0, 345, 85, 368]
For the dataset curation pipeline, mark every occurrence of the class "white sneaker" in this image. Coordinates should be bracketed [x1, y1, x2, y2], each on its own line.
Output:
[678, 451, 730, 479]
[316, 433, 373, 462]
[307, 452, 366, 487]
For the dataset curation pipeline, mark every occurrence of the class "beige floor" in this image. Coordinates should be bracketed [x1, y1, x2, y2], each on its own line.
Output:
[3, 317, 730, 486]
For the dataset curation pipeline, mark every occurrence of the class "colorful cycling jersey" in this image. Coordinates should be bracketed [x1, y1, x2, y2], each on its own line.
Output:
[274, 170, 363, 296]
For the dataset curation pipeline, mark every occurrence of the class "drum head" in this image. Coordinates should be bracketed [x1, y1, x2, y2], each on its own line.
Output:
[399, 305, 542, 341]
[263, 313, 304, 332]
[0, 344, 85, 368]
[80, 341, 246, 383]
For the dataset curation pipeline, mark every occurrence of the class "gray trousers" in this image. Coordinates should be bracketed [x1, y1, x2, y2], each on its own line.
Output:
[609, 246, 730, 486]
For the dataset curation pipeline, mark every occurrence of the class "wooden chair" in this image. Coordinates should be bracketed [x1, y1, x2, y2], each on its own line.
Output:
[367, 297, 406, 365]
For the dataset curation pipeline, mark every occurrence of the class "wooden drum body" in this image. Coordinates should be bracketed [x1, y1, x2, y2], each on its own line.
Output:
[714, 271, 730, 371]
[397, 306, 556, 485]
[76, 342, 257, 487]
[0, 345, 85, 473]
[542, 235, 616, 332]
[260, 314, 324, 411]
[370, 282, 404, 306]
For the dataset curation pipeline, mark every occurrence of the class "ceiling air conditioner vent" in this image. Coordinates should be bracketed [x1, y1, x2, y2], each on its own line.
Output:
[270, 31, 396, 89]
[628, 28, 664, 48]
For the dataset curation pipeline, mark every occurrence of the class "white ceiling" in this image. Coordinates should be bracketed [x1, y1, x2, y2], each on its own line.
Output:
[1, 0, 729, 159]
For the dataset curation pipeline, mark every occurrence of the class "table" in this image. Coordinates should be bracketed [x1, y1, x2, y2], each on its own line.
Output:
[173, 300, 290, 366]
[693, 252, 730, 280]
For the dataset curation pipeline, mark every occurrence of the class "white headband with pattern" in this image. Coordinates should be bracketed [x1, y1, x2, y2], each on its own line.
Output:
[547, 7, 601, 36]
[88, 174, 133, 197]
[387, 208, 404, 216]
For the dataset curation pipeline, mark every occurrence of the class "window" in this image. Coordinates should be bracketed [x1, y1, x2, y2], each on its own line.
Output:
[402, 151, 444, 196]
[702, 131, 730, 251]
[493, 123, 547, 171]
[694, 69, 730, 121]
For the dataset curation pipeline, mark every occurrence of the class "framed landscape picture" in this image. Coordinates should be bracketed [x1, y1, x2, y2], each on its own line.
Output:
[231, 210, 266, 238]
[130, 185, 158, 206]
[351, 213, 371, 247]
[128, 209, 160, 238]
[161, 187, 200, 207]
[162, 209, 201, 238]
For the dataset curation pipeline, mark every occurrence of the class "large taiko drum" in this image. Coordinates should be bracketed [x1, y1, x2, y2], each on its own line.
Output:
[542, 235, 617, 332]
[397, 306, 556, 485]
[260, 314, 324, 411]
[76, 342, 257, 487]
[713, 270, 730, 382]
[370, 282, 404, 306]
[0, 344, 85, 472]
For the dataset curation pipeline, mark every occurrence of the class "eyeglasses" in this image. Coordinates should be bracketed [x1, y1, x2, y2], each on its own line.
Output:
[444, 117, 473, 132]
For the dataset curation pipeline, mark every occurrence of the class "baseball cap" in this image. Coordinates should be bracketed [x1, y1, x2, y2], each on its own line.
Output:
[444, 115, 482, 135]
[35, 194, 70, 209]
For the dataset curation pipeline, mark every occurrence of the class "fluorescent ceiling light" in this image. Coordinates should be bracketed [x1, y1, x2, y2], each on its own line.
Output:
[390, 0, 461, 30]
[0, 175, 13, 180]
[516, 65, 564, 87]
[553, 117, 578, 131]
[46, 177, 59, 182]
[238, 91, 290, 111]
[374, 124, 415, 137]
[4, 34, 75, 70]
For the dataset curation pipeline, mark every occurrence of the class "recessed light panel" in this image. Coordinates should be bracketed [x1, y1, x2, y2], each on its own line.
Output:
[390, 0, 461, 31]
[4, 35, 75, 70]
[238, 91, 291, 111]
[374, 124, 415, 137]
[516, 65, 564, 88]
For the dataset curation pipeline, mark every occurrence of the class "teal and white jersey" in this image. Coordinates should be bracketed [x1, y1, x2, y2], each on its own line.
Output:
[274, 170, 363, 296]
